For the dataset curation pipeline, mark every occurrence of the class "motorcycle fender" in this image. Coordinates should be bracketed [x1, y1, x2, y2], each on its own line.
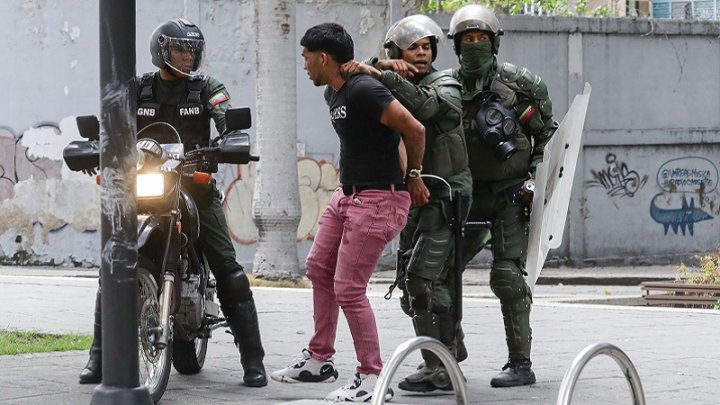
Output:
[137, 215, 163, 249]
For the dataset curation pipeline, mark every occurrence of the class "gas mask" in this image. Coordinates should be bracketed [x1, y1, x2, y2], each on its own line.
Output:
[473, 92, 518, 161]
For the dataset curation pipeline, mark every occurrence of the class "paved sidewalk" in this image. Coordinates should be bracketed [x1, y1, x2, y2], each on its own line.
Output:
[1, 265, 718, 404]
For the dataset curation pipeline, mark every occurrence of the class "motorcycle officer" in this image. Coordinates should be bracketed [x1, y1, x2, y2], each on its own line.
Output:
[448, 5, 558, 387]
[79, 18, 267, 388]
[341, 14, 471, 393]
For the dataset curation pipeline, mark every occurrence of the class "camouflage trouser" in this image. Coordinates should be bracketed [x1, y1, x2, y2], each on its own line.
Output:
[397, 184, 471, 369]
[462, 180, 533, 360]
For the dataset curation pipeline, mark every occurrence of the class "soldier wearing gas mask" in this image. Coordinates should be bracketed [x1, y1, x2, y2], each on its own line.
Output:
[448, 5, 558, 388]
[79, 18, 267, 388]
[342, 14, 472, 393]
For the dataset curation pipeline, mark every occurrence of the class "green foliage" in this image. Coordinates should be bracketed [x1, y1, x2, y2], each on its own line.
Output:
[248, 274, 311, 288]
[675, 248, 720, 309]
[0, 329, 92, 355]
[590, 6, 611, 16]
[676, 251, 720, 285]
[412, 0, 612, 17]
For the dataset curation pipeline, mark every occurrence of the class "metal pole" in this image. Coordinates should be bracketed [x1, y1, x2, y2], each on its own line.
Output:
[557, 342, 646, 405]
[453, 190, 463, 323]
[90, 0, 152, 403]
[372, 337, 468, 405]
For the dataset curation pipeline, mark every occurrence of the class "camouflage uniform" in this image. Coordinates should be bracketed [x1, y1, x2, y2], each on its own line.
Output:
[377, 15, 472, 392]
[448, 5, 558, 387]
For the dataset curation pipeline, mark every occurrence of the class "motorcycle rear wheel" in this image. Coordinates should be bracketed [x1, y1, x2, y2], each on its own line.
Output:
[137, 264, 172, 403]
[172, 337, 208, 374]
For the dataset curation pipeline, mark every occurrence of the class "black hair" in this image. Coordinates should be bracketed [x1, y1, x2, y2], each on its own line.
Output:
[300, 22, 354, 64]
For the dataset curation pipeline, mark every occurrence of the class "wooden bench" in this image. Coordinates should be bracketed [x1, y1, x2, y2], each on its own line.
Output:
[640, 281, 720, 308]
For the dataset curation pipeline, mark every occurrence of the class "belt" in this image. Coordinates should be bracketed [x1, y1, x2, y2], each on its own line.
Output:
[342, 183, 407, 196]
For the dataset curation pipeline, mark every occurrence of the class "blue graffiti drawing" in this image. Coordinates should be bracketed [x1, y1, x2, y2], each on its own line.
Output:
[650, 193, 713, 236]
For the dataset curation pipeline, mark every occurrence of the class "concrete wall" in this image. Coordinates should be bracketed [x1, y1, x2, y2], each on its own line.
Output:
[0, 1, 717, 269]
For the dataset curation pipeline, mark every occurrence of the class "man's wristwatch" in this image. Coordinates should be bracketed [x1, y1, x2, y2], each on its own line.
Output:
[407, 166, 422, 180]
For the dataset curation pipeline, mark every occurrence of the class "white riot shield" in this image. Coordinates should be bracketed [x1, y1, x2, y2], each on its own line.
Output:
[526, 83, 592, 291]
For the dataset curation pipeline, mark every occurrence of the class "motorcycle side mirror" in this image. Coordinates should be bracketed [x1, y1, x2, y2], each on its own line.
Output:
[63, 140, 100, 171]
[225, 108, 252, 131]
[218, 132, 256, 164]
[76, 115, 100, 141]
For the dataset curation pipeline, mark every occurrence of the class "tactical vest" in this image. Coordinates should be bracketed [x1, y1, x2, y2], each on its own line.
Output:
[458, 63, 549, 182]
[419, 71, 469, 182]
[137, 72, 211, 151]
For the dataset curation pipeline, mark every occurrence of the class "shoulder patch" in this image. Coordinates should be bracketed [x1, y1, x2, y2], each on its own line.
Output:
[209, 91, 229, 107]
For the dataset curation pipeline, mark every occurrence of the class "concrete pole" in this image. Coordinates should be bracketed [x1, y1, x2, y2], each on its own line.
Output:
[90, 0, 152, 404]
[389, 0, 404, 22]
[252, 0, 302, 280]
[566, 30, 586, 267]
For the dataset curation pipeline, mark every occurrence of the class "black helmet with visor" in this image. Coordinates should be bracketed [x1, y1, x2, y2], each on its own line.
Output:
[150, 18, 205, 77]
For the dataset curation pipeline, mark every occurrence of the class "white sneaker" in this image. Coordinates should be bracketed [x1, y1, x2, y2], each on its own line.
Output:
[270, 349, 339, 383]
[325, 372, 394, 402]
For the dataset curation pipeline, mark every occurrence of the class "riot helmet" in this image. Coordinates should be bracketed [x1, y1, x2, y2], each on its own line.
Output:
[383, 14, 444, 62]
[150, 18, 205, 77]
[447, 5, 503, 55]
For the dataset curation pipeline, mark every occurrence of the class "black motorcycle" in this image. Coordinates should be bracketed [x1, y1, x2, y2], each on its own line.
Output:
[63, 108, 258, 402]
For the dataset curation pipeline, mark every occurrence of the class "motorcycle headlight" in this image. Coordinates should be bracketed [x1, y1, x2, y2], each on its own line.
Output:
[136, 173, 165, 198]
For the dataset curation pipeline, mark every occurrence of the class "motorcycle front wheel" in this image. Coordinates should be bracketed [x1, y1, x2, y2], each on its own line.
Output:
[137, 263, 172, 403]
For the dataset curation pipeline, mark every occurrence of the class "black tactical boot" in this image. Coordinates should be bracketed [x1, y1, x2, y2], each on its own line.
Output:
[399, 313, 455, 393]
[490, 358, 536, 388]
[79, 291, 102, 384]
[222, 300, 267, 387]
[398, 365, 453, 392]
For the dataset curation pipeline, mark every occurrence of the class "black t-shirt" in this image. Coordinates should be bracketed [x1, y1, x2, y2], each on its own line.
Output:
[327, 74, 403, 185]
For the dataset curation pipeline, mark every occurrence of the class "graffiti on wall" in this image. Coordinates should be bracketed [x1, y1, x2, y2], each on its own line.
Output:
[585, 153, 648, 199]
[0, 116, 340, 265]
[650, 156, 716, 236]
[0, 118, 101, 265]
[0, 123, 64, 200]
[223, 157, 339, 244]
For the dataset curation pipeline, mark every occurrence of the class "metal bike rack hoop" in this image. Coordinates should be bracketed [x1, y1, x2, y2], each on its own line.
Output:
[372, 336, 468, 405]
[557, 342, 646, 405]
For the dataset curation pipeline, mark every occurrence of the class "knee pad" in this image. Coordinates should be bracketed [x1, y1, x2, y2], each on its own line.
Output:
[405, 275, 433, 311]
[216, 269, 252, 304]
[406, 228, 453, 281]
[490, 260, 530, 303]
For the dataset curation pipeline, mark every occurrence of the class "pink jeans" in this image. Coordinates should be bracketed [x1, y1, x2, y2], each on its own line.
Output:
[306, 187, 410, 375]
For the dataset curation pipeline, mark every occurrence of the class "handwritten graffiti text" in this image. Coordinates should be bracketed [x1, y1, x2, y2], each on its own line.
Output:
[586, 153, 647, 198]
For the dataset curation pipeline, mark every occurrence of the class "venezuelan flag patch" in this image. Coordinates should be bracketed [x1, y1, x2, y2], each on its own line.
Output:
[209, 91, 229, 107]
[518, 104, 536, 125]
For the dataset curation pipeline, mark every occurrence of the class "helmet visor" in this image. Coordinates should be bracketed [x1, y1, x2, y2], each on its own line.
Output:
[162, 36, 204, 74]
[384, 15, 444, 50]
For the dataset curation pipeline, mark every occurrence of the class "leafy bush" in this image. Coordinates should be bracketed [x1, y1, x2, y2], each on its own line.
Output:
[413, 0, 612, 17]
[675, 248, 720, 309]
